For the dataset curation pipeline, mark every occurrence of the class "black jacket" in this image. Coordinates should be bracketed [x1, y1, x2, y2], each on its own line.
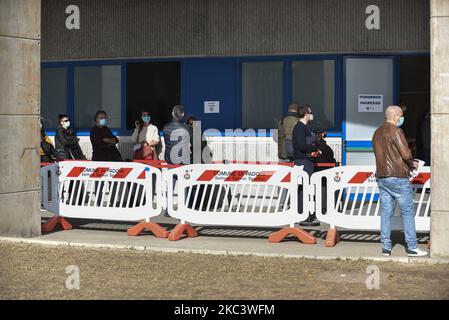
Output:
[316, 138, 336, 164]
[292, 122, 317, 160]
[55, 127, 85, 160]
[90, 125, 122, 162]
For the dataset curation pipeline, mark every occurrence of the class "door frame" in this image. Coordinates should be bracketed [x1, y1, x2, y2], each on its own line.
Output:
[342, 55, 399, 165]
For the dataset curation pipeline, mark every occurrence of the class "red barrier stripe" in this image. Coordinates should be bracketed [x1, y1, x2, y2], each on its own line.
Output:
[137, 170, 146, 180]
[281, 173, 291, 183]
[90, 167, 109, 178]
[113, 168, 133, 179]
[66, 167, 86, 178]
[225, 170, 248, 182]
[252, 171, 276, 182]
[197, 170, 220, 181]
[411, 172, 431, 185]
[348, 172, 373, 184]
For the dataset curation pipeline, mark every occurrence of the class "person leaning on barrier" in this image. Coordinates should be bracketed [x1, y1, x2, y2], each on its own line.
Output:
[372, 105, 427, 257]
[131, 109, 160, 160]
[278, 102, 300, 162]
[90, 110, 122, 162]
[163, 105, 192, 165]
[292, 105, 321, 226]
[55, 114, 86, 161]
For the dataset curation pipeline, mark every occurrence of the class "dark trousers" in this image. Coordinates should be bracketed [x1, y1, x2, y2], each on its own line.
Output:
[294, 158, 314, 215]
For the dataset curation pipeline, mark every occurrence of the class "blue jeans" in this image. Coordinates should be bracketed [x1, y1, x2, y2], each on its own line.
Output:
[377, 177, 418, 251]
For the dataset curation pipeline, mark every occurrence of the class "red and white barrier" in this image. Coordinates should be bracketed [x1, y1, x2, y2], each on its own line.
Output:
[40, 161, 431, 246]
[164, 163, 316, 243]
[310, 166, 431, 246]
[40, 161, 168, 237]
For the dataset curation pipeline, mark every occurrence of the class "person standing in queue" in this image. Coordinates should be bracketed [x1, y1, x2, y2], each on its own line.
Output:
[131, 109, 160, 161]
[292, 105, 320, 226]
[163, 105, 192, 165]
[90, 110, 122, 162]
[55, 114, 85, 161]
[278, 102, 300, 162]
[372, 105, 427, 257]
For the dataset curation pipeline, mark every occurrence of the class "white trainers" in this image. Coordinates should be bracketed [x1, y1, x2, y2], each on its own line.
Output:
[406, 248, 428, 257]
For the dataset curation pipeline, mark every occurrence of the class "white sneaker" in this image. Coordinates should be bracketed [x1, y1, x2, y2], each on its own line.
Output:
[407, 248, 428, 257]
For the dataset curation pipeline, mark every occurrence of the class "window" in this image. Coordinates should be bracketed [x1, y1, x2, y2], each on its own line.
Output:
[292, 60, 335, 129]
[41, 68, 67, 129]
[242, 62, 283, 129]
[74, 65, 122, 129]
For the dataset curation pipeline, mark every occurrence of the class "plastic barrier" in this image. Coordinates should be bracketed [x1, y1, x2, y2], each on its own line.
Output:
[41, 161, 168, 237]
[310, 166, 431, 247]
[41, 163, 59, 214]
[164, 163, 316, 243]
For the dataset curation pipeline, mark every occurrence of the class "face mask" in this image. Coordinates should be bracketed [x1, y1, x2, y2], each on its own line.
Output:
[99, 119, 108, 127]
[309, 114, 314, 122]
[62, 121, 70, 129]
[397, 116, 404, 128]
[142, 116, 151, 123]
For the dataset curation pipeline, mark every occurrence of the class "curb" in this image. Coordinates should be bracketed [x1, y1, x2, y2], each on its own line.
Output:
[1, 236, 448, 265]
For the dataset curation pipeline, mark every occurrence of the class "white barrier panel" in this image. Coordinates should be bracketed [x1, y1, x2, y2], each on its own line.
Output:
[41, 164, 59, 214]
[41, 161, 163, 221]
[165, 164, 311, 227]
[311, 166, 431, 232]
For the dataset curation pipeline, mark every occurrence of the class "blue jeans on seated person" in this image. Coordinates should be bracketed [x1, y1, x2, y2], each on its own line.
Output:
[377, 177, 418, 251]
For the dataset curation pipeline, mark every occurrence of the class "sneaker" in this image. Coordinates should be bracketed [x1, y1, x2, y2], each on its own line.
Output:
[299, 218, 320, 227]
[407, 248, 428, 257]
[382, 248, 391, 257]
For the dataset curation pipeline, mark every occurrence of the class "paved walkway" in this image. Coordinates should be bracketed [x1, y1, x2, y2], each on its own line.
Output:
[1, 212, 445, 265]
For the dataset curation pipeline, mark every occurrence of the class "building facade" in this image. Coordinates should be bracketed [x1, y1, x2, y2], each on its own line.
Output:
[41, 0, 431, 164]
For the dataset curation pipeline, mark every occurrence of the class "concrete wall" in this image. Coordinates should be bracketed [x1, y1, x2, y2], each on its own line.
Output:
[0, 0, 41, 237]
[41, 0, 430, 61]
[430, 0, 449, 257]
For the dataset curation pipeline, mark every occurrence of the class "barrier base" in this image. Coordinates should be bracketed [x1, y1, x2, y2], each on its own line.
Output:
[325, 228, 340, 247]
[41, 216, 72, 233]
[127, 222, 169, 238]
[168, 224, 198, 241]
[268, 227, 316, 244]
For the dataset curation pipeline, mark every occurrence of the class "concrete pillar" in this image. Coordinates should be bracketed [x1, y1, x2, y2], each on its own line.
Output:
[0, 0, 41, 237]
[430, 0, 449, 257]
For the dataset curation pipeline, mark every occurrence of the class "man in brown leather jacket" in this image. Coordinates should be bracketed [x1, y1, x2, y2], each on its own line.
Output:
[372, 106, 427, 257]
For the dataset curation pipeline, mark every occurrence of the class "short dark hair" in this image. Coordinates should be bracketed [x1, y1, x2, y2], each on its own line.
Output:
[141, 108, 150, 114]
[94, 110, 107, 121]
[298, 105, 311, 119]
[58, 114, 69, 121]
[288, 102, 299, 112]
[172, 105, 185, 120]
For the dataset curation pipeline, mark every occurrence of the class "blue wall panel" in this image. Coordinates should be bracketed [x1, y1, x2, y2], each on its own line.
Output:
[183, 58, 238, 131]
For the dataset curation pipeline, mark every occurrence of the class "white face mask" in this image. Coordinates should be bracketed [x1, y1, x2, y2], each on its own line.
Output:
[309, 114, 314, 122]
[62, 121, 70, 129]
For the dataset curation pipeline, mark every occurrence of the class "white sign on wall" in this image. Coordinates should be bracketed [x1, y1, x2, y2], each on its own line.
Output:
[204, 101, 220, 114]
[358, 94, 383, 112]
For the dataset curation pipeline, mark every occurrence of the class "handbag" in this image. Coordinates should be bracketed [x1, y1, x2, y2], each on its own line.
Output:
[133, 128, 158, 160]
